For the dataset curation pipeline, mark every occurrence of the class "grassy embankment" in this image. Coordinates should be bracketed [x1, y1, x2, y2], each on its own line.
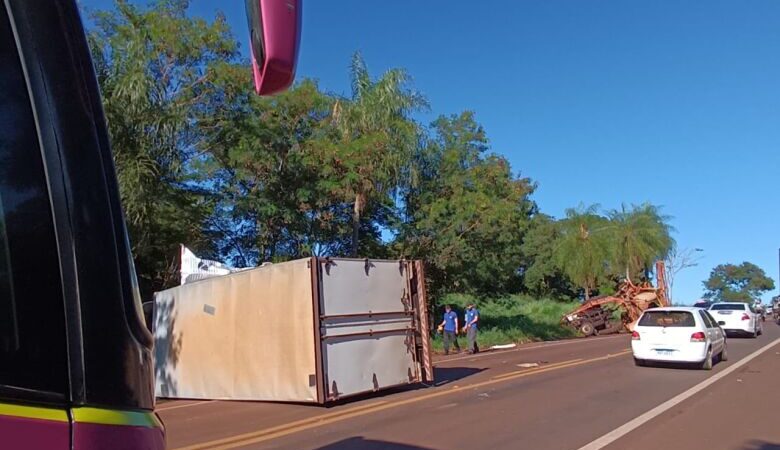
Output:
[430, 294, 580, 353]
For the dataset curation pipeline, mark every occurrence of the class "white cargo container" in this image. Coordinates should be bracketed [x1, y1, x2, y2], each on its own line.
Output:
[153, 257, 433, 404]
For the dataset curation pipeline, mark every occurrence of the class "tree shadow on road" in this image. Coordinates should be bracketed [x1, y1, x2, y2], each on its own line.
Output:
[313, 436, 437, 450]
[741, 441, 780, 450]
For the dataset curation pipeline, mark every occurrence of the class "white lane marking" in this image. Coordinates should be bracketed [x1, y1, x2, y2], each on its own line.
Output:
[156, 400, 214, 412]
[437, 335, 625, 365]
[577, 336, 780, 450]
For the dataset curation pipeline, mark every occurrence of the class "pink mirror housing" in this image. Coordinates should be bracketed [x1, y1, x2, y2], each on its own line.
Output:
[246, 0, 301, 95]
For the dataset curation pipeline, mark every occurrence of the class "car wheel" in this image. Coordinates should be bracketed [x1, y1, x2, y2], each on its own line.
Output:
[701, 348, 713, 370]
[720, 343, 728, 362]
[580, 322, 595, 336]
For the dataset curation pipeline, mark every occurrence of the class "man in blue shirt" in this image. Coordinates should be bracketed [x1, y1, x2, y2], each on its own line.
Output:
[464, 303, 480, 354]
[438, 305, 460, 355]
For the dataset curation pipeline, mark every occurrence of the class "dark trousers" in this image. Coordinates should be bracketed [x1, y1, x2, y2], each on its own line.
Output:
[443, 330, 460, 354]
[467, 327, 479, 353]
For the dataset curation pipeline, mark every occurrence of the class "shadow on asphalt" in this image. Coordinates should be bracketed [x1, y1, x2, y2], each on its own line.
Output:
[313, 436, 437, 450]
[741, 441, 780, 450]
[322, 367, 485, 408]
[433, 366, 485, 387]
[642, 359, 726, 371]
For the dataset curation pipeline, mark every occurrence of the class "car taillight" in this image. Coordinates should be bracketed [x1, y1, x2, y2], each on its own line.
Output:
[741, 314, 750, 321]
[691, 331, 706, 342]
[631, 331, 640, 340]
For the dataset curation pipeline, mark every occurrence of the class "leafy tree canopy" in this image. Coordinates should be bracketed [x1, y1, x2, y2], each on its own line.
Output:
[704, 262, 775, 303]
[88, 0, 239, 296]
[86, 1, 679, 307]
[397, 111, 536, 296]
[552, 205, 611, 300]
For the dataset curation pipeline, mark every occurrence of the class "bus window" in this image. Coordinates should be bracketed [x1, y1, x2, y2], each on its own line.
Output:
[0, 7, 67, 398]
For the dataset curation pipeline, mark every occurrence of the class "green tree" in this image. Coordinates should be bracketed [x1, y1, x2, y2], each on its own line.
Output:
[606, 203, 674, 281]
[397, 112, 536, 296]
[322, 52, 427, 257]
[553, 205, 611, 300]
[201, 79, 341, 264]
[520, 214, 577, 299]
[88, 0, 240, 297]
[703, 262, 775, 302]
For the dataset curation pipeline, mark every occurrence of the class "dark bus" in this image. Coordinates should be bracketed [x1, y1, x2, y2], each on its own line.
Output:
[0, 0, 299, 448]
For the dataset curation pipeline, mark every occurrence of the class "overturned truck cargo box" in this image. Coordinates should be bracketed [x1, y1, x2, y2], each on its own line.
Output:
[153, 257, 433, 404]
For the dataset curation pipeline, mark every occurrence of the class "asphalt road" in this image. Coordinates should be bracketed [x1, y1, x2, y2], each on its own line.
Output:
[159, 323, 780, 450]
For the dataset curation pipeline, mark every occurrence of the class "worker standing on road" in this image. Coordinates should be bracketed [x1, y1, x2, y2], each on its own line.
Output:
[464, 303, 480, 354]
[438, 305, 460, 355]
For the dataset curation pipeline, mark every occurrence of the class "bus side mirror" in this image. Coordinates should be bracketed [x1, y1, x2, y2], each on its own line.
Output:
[245, 0, 302, 95]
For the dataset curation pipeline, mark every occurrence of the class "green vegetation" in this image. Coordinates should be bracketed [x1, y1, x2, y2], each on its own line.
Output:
[87, 1, 679, 337]
[552, 205, 611, 300]
[430, 295, 580, 352]
[395, 111, 535, 296]
[88, 0, 242, 293]
[607, 203, 673, 281]
[704, 262, 775, 303]
[332, 53, 428, 257]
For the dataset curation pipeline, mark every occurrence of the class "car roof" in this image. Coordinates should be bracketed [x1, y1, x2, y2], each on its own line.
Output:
[641, 306, 702, 312]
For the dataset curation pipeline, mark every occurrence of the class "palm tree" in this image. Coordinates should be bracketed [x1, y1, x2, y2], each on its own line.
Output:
[553, 205, 610, 300]
[607, 203, 674, 282]
[333, 52, 427, 256]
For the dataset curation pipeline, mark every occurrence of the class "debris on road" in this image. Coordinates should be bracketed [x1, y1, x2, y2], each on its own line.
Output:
[517, 363, 540, 368]
[561, 261, 670, 337]
[490, 343, 518, 350]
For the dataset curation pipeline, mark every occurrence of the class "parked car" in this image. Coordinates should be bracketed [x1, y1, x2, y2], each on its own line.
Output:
[693, 300, 715, 309]
[708, 302, 763, 338]
[632, 307, 727, 370]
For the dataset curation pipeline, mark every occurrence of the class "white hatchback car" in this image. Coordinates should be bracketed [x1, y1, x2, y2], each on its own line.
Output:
[632, 307, 727, 370]
[708, 302, 763, 338]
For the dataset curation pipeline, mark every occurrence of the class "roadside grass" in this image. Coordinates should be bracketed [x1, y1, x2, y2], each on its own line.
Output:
[430, 294, 580, 353]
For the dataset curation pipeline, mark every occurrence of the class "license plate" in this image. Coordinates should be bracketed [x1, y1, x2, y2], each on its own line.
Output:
[655, 350, 673, 356]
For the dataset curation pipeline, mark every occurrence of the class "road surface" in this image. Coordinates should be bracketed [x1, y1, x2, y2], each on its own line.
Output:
[159, 323, 780, 450]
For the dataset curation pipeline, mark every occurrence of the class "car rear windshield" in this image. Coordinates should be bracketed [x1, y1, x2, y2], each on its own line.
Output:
[710, 304, 746, 311]
[638, 311, 696, 327]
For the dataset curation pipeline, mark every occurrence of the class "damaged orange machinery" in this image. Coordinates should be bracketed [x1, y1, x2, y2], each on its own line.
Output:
[561, 261, 669, 336]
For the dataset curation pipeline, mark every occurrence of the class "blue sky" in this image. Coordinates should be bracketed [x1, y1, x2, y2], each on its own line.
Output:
[82, 1, 780, 304]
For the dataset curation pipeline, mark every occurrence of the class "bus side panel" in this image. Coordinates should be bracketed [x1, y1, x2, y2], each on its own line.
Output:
[73, 423, 165, 450]
[0, 414, 69, 449]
